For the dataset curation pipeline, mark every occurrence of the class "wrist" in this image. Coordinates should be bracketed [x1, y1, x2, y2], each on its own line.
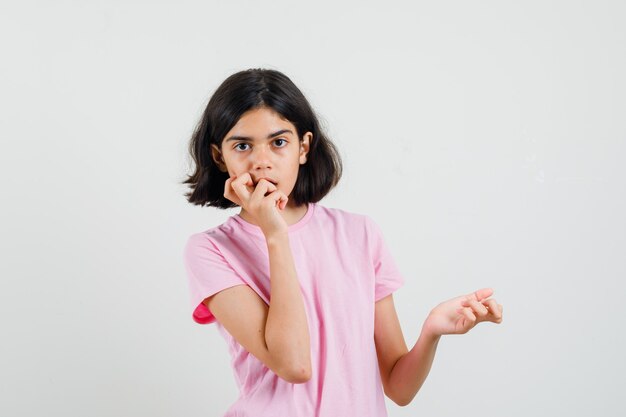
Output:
[422, 316, 442, 342]
[265, 231, 289, 246]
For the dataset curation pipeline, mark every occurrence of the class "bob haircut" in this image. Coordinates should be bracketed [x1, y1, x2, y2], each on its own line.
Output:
[182, 68, 343, 209]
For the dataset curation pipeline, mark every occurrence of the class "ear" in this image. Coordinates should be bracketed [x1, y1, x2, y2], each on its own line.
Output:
[211, 144, 228, 172]
[299, 132, 312, 164]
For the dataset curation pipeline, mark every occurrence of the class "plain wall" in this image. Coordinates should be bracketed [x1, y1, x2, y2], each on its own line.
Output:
[1, 0, 624, 416]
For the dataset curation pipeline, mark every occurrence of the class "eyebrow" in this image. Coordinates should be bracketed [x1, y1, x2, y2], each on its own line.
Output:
[224, 129, 293, 142]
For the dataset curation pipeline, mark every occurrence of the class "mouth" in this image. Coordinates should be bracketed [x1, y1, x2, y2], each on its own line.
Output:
[254, 178, 278, 186]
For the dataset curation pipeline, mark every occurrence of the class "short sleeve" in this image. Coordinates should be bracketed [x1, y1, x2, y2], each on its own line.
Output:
[364, 215, 406, 302]
[183, 233, 248, 324]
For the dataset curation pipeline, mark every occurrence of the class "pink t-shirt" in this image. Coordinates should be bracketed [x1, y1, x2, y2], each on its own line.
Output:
[183, 202, 405, 417]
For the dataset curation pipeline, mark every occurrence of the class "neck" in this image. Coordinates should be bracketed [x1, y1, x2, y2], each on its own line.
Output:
[238, 202, 309, 227]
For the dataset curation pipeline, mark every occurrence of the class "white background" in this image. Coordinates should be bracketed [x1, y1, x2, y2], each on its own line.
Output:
[1, 1, 624, 416]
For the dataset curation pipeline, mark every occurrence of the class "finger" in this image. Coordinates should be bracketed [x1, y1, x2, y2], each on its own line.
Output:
[271, 189, 288, 210]
[459, 307, 476, 322]
[268, 189, 287, 208]
[232, 173, 254, 200]
[483, 299, 501, 320]
[224, 176, 243, 205]
[465, 299, 489, 318]
[224, 176, 233, 195]
[250, 179, 278, 204]
[241, 172, 255, 192]
[279, 195, 288, 210]
[473, 288, 494, 302]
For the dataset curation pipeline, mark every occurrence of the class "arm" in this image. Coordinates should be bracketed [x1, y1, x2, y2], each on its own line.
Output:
[199, 232, 311, 384]
[386, 327, 441, 406]
[385, 288, 504, 406]
[264, 232, 312, 383]
[374, 294, 439, 407]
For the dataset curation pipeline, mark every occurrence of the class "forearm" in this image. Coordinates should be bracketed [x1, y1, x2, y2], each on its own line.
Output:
[264, 232, 312, 380]
[388, 324, 441, 406]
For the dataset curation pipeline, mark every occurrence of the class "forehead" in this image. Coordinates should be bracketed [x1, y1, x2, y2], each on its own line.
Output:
[228, 107, 294, 134]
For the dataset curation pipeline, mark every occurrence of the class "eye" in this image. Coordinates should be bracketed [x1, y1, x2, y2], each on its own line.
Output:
[234, 139, 287, 152]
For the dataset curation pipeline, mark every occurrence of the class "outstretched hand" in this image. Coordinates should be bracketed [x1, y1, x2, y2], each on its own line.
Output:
[423, 288, 503, 337]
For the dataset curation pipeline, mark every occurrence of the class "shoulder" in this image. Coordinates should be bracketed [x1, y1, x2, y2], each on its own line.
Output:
[312, 204, 385, 243]
[314, 203, 371, 228]
[183, 217, 240, 256]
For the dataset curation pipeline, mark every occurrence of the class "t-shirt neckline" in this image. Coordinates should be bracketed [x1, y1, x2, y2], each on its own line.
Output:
[232, 202, 316, 236]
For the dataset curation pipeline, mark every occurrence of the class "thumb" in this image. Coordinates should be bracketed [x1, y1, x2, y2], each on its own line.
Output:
[473, 287, 494, 302]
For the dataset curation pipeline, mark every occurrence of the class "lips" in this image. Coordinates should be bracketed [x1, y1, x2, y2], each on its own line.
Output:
[254, 177, 278, 186]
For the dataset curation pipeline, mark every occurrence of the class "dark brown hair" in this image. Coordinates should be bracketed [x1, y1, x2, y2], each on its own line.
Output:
[181, 68, 343, 209]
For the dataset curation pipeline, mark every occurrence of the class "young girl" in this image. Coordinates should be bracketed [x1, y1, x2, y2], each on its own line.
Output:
[181, 68, 503, 417]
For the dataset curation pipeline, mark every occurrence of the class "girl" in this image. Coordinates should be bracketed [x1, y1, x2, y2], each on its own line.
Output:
[181, 68, 503, 417]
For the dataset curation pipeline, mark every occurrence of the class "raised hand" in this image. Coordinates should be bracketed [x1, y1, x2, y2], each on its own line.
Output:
[423, 288, 503, 337]
[224, 172, 290, 237]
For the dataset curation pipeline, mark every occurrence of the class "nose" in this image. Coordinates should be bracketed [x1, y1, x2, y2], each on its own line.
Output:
[250, 144, 272, 170]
